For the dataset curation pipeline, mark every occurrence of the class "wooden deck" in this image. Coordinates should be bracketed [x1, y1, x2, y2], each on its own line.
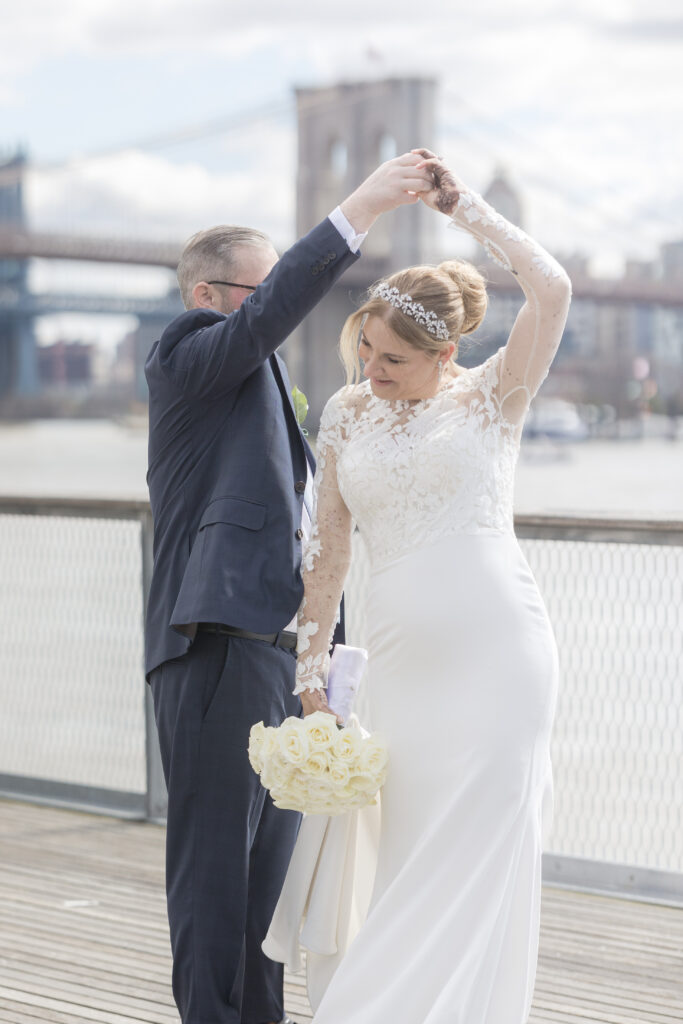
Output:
[0, 800, 681, 1024]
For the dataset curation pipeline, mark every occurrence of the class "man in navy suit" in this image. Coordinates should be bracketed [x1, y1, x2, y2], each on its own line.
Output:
[145, 153, 432, 1024]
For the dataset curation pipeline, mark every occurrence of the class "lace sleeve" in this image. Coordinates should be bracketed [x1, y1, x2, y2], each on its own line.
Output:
[451, 190, 572, 425]
[294, 390, 353, 695]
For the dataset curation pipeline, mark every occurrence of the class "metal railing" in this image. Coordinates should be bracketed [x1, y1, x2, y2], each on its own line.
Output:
[0, 496, 163, 819]
[0, 496, 681, 902]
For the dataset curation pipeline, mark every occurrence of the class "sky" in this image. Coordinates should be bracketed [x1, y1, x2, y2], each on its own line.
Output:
[1, 0, 681, 347]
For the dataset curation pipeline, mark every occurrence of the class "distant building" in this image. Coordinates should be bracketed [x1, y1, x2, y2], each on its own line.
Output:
[38, 340, 93, 388]
[661, 241, 683, 282]
[467, 222, 683, 416]
[289, 77, 438, 421]
[483, 167, 524, 229]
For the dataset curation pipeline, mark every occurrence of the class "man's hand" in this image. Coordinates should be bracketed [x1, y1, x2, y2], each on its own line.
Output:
[300, 686, 344, 726]
[340, 152, 434, 234]
[411, 148, 467, 216]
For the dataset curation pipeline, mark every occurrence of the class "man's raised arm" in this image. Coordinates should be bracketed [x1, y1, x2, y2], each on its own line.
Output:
[155, 154, 434, 402]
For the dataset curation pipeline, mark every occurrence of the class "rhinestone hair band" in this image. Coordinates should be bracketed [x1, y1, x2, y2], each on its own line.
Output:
[373, 283, 449, 341]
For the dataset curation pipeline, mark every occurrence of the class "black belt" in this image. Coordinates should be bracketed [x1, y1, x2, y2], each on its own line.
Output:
[197, 623, 297, 650]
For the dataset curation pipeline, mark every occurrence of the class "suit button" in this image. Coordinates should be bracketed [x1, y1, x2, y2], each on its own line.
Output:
[295, 528, 304, 540]
[327, 251, 336, 259]
[294, 481, 306, 494]
[311, 267, 319, 275]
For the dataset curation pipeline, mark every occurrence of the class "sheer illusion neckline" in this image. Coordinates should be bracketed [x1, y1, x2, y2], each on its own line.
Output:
[363, 368, 470, 412]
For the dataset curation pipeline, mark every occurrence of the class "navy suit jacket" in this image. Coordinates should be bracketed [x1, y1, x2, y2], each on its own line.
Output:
[144, 217, 358, 678]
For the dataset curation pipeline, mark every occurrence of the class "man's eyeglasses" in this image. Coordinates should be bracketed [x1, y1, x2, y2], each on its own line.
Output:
[207, 280, 257, 292]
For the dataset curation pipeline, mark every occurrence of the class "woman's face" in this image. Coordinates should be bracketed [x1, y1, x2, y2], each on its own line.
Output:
[359, 315, 448, 402]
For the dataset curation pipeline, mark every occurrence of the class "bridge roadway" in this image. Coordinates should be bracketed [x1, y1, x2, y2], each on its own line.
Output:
[2, 227, 683, 307]
[0, 228, 181, 269]
[0, 799, 681, 1024]
[0, 286, 183, 319]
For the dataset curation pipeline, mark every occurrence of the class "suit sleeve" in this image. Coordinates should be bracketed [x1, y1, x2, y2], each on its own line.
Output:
[157, 219, 359, 401]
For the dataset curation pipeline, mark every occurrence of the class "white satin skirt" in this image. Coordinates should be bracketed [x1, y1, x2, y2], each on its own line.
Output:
[266, 531, 557, 1024]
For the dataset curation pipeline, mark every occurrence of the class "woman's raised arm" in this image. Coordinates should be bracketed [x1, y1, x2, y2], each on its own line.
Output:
[294, 391, 354, 718]
[416, 151, 572, 425]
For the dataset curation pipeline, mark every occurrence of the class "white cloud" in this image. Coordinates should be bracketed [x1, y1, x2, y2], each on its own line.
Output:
[27, 125, 296, 248]
[3, 0, 678, 362]
[2, 0, 681, 279]
[3, 0, 677, 74]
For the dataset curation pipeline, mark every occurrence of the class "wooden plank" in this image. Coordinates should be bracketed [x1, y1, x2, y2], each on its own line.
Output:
[0, 987, 166, 1024]
[0, 999, 88, 1024]
[1, 800, 682, 1024]
[0, 965, 178, 1019]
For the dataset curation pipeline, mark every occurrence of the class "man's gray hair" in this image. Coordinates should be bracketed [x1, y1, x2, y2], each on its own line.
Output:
[177, 225, 273, 309]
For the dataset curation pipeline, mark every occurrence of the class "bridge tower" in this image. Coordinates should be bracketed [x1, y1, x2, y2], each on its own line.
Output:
[289, 78, 437, 421]
[0, 149, 37, 396]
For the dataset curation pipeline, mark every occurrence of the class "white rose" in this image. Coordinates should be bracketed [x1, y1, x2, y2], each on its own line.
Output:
[261, 727, 280, 761]
[358, 734, 389, 777]
[248, 722, 267, 772]
[302, 749, 333, 780]
[263, 756, 295, 792]
[273, 793, 304, 811]
[328, 761, 351, 791]
[272, 776, 308, 810]
[304, 711, 339, 751]
[276, 717, 311, 766]
[333, 726, 363, 764]
[347, 772, 375, 793]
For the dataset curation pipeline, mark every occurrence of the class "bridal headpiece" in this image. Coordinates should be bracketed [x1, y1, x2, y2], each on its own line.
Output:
[373, 283, 449, 341]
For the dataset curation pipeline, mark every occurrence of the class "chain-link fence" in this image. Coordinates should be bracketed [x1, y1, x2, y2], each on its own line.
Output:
[0, 498, 154, 815]
[1, 499, 681, 898]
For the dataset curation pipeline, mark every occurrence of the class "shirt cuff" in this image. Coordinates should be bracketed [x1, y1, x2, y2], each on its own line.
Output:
[328, 206, 367, 254]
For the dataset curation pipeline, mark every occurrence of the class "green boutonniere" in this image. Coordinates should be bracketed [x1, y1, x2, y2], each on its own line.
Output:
[291, 386, 309, 432]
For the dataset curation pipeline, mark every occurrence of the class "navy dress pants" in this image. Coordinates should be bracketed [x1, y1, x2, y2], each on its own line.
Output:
[149, 631, 302, 1024]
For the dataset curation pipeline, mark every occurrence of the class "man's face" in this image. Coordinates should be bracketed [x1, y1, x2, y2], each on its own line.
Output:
[210, 244, 279, 314]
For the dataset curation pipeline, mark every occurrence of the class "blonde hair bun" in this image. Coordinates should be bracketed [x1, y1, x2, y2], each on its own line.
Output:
[437, 260, 487, 335]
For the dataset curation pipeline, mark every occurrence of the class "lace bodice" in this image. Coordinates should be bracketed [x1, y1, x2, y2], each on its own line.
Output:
[294, 188, 572, 694]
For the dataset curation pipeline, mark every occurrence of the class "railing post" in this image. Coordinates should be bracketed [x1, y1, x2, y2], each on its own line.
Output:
[140, 508, 167, 821]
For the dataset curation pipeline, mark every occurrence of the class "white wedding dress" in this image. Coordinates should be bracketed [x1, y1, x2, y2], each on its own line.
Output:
[270, 190, 572, 1023]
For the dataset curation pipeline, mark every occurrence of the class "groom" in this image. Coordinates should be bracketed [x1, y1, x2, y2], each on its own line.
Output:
[144, 153, 432, 1024]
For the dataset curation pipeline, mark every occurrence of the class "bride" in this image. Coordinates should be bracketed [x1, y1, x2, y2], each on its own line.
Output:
[285, 150, 571, 1023]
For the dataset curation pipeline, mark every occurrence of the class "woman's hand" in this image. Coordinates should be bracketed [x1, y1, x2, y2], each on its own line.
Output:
[340, 152, 434, 233]
[300, 685, 344, 725]
[412, 148, 466, 216]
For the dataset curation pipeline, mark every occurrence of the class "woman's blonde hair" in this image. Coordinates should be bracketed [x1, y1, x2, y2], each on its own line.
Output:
[340, 260, 488, 384]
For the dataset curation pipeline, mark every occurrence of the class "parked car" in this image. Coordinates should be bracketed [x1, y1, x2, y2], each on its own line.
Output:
[523, 399, 589, 441]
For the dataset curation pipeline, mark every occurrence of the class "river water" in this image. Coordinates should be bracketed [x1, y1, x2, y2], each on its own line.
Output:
[0, 418, 681, 515]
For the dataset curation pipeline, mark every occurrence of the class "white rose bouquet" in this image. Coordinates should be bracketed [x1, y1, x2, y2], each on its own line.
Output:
[248, 712, 388, 816]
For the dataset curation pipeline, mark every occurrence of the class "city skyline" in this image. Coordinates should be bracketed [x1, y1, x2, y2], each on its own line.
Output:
[2, 0, 681, 349]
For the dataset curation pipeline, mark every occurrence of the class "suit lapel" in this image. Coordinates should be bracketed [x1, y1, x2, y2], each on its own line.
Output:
[271, 353, 297, 415]
[269, 354, 308, 475]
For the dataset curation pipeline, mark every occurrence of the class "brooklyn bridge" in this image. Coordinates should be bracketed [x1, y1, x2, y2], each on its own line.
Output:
[1, 78, 682, 417]
[0, 149, 184, 398]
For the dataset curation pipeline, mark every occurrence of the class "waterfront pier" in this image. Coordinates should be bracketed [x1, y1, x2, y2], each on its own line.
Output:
[1, 498, 682, 1021]
[1, 800, 682, 1023]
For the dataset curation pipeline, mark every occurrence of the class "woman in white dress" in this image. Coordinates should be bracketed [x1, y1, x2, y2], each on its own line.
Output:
[292, 151, 572, 1024]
